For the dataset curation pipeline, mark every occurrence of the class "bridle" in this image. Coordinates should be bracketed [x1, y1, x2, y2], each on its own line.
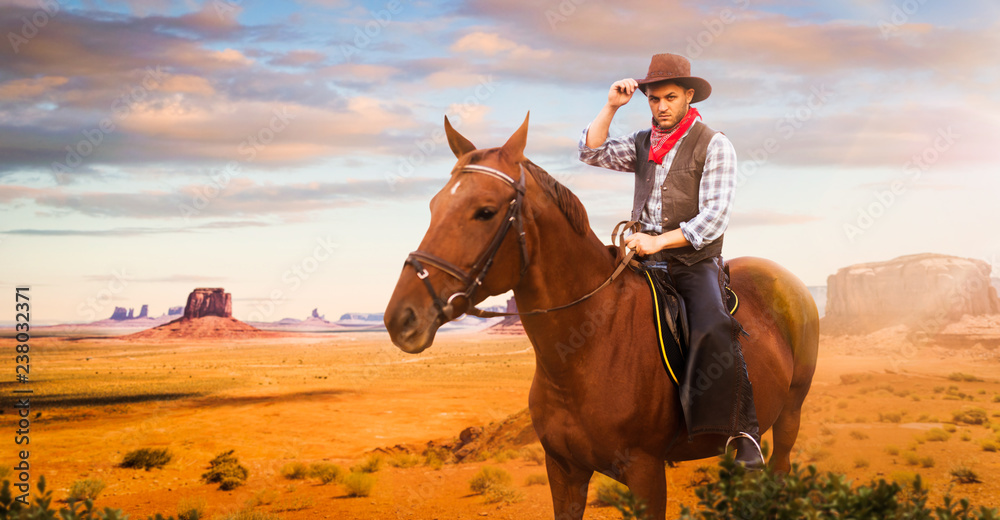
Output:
[405, 163, 529, 323]
[404, 161, 639, 323]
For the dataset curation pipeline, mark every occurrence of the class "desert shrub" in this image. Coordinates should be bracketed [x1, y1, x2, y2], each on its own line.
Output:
[677, 456, 1000, 519]
[343, 471, 376, 497]
[246, 488, 279, 506]
[483, 483, 524, 504]
[177, 497, 205, 520]
[879, 412, 903, 423]
[904, 452, 922, 466]
[849, 430, 869, 440]
[520, 445, 546, 465]
[67, 479, 105, 502]
[950, 465, 982, 484]
[273, 496, 314, 512]
[422, 444, 452, 469]
[953, 407, 988, 425]
[280, 461, 309, 480]
[351, 453, 383, 473]
[389, 453, 421, 468]
[925, 428, 951, 442]
[949, 372, 982, 382]
[201, 449, 249, 490]
[920, 456, 935, 468]
[961, 431, 973, 441]
[886, 446, 900, 456]
[944, 423, 958, 433]
[470, 466, 512, 494]
[839, 373, 872, 385]
[493, 449, 521, 463]
[854, 457, 870, 469]
[805, 447, 831, 462]
[308, 462, 343, 484]
[0, 467, 9, 480]
[837, 400, 848, 409]
[992, 395, 1000, 403]
[121, 447, 173, 470]
[216, 510, 281, 520]
[591, 473, 630, 507]
[525, 474, 548, 486]
[981, 440, 998, 452]
[934, 386, 946, 393]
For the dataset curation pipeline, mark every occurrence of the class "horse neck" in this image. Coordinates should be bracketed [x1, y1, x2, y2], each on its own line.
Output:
[512, 196, 620, 380]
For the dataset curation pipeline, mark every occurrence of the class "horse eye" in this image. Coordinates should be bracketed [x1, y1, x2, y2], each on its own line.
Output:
[473, 207, 497, 221]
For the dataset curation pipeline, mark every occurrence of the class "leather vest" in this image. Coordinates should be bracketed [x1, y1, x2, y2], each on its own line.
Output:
[633, 121, 724, 266]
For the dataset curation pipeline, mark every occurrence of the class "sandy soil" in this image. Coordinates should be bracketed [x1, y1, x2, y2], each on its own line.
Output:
[3, 324, 1000, 518]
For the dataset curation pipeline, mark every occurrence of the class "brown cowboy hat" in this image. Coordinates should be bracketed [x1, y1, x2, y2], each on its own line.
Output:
[636, 53, 712, 104]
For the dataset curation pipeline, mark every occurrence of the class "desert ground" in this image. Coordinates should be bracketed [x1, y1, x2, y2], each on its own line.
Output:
[3, 320, 1000, 518]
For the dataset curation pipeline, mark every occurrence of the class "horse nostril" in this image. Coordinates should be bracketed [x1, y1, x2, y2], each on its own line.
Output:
[401, 306, 417, 331]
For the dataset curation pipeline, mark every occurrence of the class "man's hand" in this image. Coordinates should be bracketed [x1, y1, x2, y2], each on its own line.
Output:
[608, 78, 639, 108]
[625, 229, 691, 256]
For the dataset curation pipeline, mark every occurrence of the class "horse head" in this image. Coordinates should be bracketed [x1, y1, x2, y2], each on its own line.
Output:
[384, 114, 534, 353]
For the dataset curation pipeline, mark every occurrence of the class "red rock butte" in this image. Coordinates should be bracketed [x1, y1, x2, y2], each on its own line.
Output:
[124, 287, 278, 340]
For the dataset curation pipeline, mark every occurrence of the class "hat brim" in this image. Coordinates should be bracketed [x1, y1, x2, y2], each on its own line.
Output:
[637, 76, 711, 104]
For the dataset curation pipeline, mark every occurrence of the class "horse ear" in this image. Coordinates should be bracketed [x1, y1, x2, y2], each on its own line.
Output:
[500, 112, 529, 162]
[444, 116, 476, 158]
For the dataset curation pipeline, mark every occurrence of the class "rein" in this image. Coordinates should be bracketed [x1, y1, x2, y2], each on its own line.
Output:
[404, 161, 640, 322]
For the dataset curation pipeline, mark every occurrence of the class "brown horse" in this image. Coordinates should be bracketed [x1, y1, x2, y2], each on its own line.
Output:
[384, 114, 819, 519]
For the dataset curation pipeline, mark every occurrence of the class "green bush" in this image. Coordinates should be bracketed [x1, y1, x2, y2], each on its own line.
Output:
[953, 407, 989, 425]
[176, 497, 205, 520]
[308, 462, 343, 484]
[0, 476, 174, 519]
[67, 479, 105, 503]
[280, 462, 309, 480]
[950, 465, 982, 484]
[121, 448, 173, 471]
[388, 453, 421, 468]
[351, 454, 383, 474]
[677, 455, 999, 520]
[925, 428, 951, 442]
[524, 474, 548, 486]
[342, 471, 375, 497]
[469, 466, 512, 495]
[201, 450, 249, 490]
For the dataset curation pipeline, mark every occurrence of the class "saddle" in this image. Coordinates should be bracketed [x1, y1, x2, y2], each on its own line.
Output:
[637, 262, 739, 386]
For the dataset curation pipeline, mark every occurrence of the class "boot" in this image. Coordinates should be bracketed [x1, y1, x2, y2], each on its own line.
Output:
[726, 433, 764, 470]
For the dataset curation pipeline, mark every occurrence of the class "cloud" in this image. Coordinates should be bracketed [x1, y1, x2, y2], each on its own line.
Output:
[0, 220, 270, 237]
[0, 178, 446, 220]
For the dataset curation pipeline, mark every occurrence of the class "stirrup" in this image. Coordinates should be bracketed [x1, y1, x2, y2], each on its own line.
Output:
[725, 432, 764, 467]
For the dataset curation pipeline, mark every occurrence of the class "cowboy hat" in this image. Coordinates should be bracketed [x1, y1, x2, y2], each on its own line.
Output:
[636, 53, 712, 104]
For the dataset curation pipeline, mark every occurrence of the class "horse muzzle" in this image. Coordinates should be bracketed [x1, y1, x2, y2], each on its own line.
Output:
[384, 299, 445, 354]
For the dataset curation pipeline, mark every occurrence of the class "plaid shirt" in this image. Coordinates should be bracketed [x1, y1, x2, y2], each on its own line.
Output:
[578, 121, 737, 250]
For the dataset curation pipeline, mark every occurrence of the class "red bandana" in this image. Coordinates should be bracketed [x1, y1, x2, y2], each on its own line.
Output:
[649, 106, 701, 165]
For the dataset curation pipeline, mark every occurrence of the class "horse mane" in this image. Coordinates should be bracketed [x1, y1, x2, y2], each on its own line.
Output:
[522, 159, 590, 237]
[453, 150, 590, 237]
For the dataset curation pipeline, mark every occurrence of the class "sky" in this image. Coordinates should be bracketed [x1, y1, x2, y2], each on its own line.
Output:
[1, 0, 999, 324]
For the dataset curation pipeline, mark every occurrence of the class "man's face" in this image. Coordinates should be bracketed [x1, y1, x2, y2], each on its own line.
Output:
[645, 82, 695, 129]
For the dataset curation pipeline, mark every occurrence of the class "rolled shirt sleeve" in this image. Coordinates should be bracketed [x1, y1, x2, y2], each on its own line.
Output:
[578, 124, 639, 173]
[678, 133, 738, 250]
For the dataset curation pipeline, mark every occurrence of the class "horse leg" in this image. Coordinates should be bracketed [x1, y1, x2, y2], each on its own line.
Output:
[621, 455, 667, 519]
[768, 397, 803, 473]
[545, 453, 593, 520]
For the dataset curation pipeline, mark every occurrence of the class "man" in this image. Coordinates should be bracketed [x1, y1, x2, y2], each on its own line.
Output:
[579, 53, 763, 468]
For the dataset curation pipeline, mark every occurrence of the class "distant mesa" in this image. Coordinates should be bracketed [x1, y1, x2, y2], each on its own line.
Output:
[823, 253, 1000, 334]
[124, 287, 274, 340]
[489, 297, 524, 335]
[312, 308, 324, 320]
[109, 304, 150, 321]
[184, 287, 232, 319]
[168, 306, 183, 316]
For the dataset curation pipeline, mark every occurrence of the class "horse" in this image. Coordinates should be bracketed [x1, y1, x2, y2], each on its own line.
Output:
[384, 114, 819, 519]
